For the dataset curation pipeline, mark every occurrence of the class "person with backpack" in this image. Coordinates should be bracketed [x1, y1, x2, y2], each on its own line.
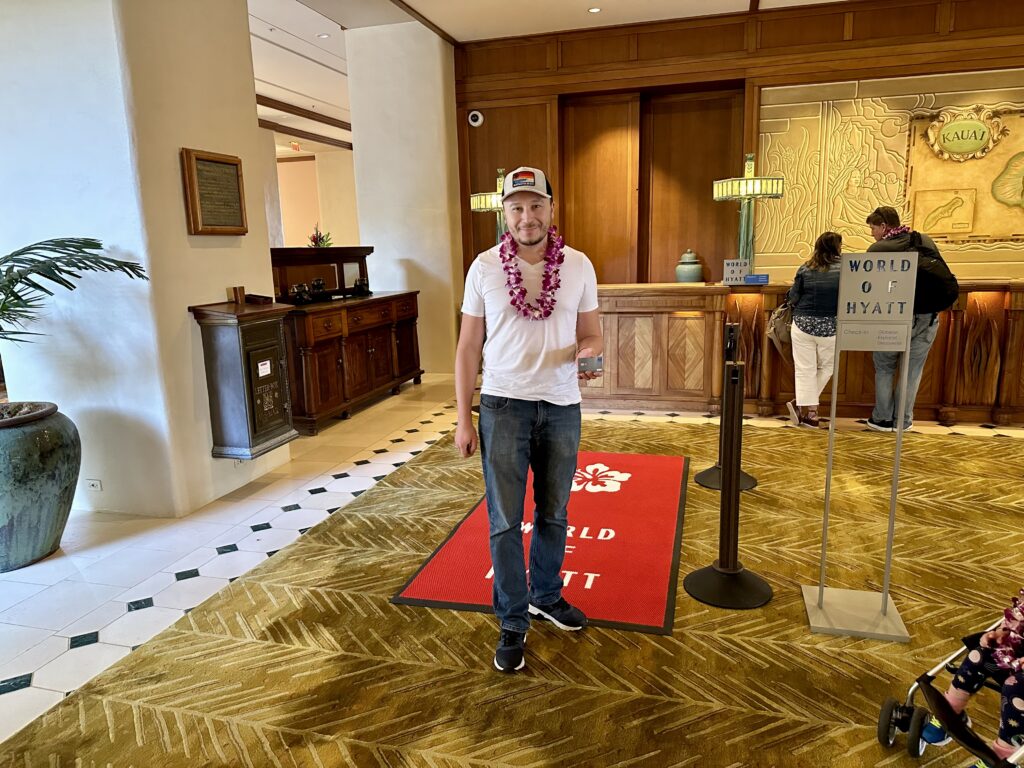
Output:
[864, 206, 959, 432]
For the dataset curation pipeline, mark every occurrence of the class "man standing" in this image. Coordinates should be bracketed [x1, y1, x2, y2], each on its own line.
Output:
[455, 166, 602, 673]
[865, 206, 949, 432]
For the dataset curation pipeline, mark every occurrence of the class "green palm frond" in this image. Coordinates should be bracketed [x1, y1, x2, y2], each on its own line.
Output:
[0, 238, 148, 342]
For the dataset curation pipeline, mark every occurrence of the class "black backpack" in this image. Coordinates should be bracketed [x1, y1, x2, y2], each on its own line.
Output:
[908, 231, 959, 314]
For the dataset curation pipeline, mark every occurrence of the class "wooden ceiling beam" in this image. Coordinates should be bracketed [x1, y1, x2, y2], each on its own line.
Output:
[258, 119, 353, 150]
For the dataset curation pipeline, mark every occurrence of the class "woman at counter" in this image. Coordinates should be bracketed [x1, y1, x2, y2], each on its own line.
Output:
[786, 232, 842, 428]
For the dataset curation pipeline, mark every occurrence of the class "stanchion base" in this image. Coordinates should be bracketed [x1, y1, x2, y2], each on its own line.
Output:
[693, 464, 758, 491]
[684, 565, 773, 609]
[801, 585, 910, 643]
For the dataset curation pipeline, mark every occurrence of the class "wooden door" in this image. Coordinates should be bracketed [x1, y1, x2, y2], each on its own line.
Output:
[309, 339, 343, 413]
[369, 327, 394, 389]
[641, 91, 744, 283]
[561, 94, 641, 285]
[344, 332, 371, 400]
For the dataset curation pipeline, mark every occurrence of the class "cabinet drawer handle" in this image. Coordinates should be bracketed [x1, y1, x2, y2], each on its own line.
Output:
[323, 319, 334, 330]
[351, 315, 362, 325]
[380, 310, 389, 318]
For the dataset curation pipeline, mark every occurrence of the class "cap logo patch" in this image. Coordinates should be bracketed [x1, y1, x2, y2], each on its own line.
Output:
[511, 171, 536, 188]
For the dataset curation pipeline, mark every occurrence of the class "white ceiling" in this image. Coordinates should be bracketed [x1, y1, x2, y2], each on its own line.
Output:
[248, 0, 861, 156]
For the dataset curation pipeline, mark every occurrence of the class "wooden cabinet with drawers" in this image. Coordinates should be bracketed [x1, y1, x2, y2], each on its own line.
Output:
[284, 291, 422, 435]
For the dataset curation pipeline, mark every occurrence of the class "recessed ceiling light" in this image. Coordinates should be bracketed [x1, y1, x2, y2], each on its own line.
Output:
[317, 33, 330, 39]
[588, 7, 601, 12]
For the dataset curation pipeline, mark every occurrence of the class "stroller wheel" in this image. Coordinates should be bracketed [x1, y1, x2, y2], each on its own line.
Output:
[906, 707, 930, 758]
[877, 697, 901, 747]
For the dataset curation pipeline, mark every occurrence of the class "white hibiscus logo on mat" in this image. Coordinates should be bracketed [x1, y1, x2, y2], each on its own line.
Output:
[572, 463, 632, 493]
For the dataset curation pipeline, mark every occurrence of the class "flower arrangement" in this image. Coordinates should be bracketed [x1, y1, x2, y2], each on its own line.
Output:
[497, 226, 565, 320]
[308, 224, 333, 248]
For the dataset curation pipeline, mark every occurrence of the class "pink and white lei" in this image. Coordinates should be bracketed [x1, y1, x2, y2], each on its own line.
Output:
[498, 227, 565, 320]
[884, 224, 912, 239]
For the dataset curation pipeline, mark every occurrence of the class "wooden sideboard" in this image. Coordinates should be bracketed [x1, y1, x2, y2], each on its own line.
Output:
[584, 281, 1024, 425]
[284, 291, 423, 435]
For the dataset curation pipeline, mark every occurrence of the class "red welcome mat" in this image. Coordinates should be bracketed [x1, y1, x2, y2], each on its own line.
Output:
[392, 452, 688, 634]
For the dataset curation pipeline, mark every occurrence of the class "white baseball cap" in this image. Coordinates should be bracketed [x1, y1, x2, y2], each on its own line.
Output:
[501, 166, 552, 202]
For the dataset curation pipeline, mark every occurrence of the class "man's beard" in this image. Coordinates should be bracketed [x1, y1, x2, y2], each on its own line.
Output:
[514, 229, 547, 247]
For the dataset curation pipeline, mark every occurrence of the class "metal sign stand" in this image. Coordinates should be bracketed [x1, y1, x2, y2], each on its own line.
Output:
[802, 251, 918, 643]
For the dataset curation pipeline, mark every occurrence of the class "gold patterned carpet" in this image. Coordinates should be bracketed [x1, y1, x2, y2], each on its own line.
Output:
[2, 422, 1021, 767]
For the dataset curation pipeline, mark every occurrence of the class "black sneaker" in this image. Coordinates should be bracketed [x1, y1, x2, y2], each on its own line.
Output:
[493, 629, 526, 672]
[528, 597, 587, 630]
[866, 418, 894, 432]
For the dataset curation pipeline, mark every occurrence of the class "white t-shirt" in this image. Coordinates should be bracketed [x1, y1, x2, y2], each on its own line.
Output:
[461, 244, 598, 406]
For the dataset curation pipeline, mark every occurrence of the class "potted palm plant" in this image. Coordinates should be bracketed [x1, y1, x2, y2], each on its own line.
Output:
[0, 238, 147, 572]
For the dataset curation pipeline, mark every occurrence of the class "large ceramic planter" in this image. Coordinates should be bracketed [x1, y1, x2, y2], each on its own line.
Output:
[0, 402, 81, 572]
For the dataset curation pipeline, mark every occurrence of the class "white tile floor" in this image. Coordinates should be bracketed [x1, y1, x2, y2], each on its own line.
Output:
[1, 372, 1020, 742]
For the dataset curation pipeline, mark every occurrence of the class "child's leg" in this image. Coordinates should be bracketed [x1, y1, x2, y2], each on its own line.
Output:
[943, 646, 995, 711]
[993, 673, 1024, 759]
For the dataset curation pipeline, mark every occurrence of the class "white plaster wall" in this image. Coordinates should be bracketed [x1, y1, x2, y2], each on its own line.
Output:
[0, 0, 179, 514]
[115, 0, 289, 513]
[345, 22, 463, 373]
[277, 160, 321, 246]
[316, 150, 361, 246]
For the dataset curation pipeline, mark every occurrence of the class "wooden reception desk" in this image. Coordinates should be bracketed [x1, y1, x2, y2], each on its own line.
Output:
[583, 281, 1024, 426]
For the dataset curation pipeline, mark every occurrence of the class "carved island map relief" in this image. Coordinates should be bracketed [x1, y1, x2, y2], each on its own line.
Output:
[992, 151, 1024, 209]
[913, 189, 976, 235]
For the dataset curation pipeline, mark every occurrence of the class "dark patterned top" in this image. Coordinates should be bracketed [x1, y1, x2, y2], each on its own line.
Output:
[794, 314, 836, 337]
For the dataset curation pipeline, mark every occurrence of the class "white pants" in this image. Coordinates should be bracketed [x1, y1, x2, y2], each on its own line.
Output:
[791, 324, 836, 407]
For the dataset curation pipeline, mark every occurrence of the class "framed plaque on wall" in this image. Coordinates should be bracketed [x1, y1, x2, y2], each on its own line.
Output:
[180, 147, 248, 235]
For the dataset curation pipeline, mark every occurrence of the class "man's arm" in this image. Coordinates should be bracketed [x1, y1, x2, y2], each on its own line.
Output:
[576, 309, 603, 380]
[454, 313, 485, 457]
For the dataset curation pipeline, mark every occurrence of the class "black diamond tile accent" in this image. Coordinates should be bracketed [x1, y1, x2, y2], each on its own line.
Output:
[426, 440, 436, 444]
[410, 450, 421, 455]
[175, 568, 200, 581]
[373, 475, 385, 481]
[127, 598, 154, 612]
[250, 522, 272, 531]
[393, 462, 406, 468]
[327, 507, 339, 514]
[390, 438, 404, 443]
[184, 608, 192, 614]
[373, 449, 388, 454]
[742, 415, 752, 421]
[308, 487, 327, 494]
[266, 550, 279, 557]
[0, 674, 33, 695]
[70, 632, 99, 649]
[667, 412, 680, 417]
[444, 404, 454, 408]
[352, 490, 364, 497]
[229, 577, 237, 582]
[333, 472, 350, 479]
[599, 410, 612, 414]
[299, 527, 310, 534]
[355, 460, 370, 466]
[131, 645, 140, 651]
[216, 544, 238, 555]
[432, 412, 443, 416]
[980, 423, 997, 429]
[420, 420, 432, 425]
[633, 411, 645, 415]
[281, 504, 301, 512]
[405, 429, 418, 433]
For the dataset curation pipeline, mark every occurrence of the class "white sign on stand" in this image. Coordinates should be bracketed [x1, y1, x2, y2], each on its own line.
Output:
[722, 259, 750, 285]
[802, 251, 918, 643]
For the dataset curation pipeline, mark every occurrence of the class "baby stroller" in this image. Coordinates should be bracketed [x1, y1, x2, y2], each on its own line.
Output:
[877, 617, 1024, 767]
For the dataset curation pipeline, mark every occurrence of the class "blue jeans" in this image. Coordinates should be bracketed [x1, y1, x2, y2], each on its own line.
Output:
[872, 313, 940, 427]
[478, 395, 581, 633]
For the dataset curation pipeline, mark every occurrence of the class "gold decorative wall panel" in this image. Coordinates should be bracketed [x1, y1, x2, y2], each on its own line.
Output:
[757, 69, 1024, 281]
[615, 315, 654, 392]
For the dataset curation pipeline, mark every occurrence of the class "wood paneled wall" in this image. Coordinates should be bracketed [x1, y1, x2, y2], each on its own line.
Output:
[456, 0, 1024, 277]
[455, 0, 1024, 101]
[642, 92, 743, 283]
[561, 95, 639, 284]
[457, 97, 558, 267]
